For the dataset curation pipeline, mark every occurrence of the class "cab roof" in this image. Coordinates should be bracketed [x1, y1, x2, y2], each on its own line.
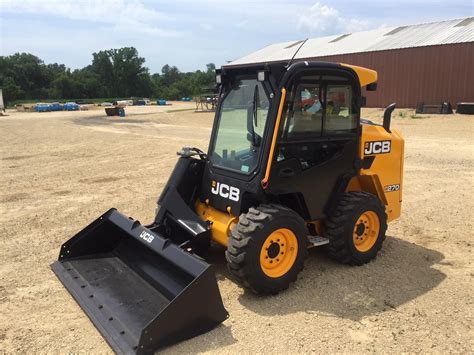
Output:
[340, 64, 377, 86]
[220, 61, 378, 87]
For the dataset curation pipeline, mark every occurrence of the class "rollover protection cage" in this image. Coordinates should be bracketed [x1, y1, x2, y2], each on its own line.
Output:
[51, 209, 228, 354]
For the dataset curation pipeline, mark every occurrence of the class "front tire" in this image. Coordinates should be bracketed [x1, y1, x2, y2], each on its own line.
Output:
[324, 192, 387, 265]
[225, 204, 308, 294]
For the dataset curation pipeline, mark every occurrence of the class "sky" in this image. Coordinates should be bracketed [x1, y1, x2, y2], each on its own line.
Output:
[0, 0, 472, 73]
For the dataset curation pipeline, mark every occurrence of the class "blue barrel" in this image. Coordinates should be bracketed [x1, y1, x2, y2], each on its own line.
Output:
[36, 103, 52, 112]
[118, 108, 125, 117]
[51, 103, 60, 111]
[64, 102, 79, 111]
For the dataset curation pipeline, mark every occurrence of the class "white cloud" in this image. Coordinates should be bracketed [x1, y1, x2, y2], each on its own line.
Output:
[200, 23, 213, 31]
[235, 19, 249, 29]
[298, 2, 369, 35]
[0, 0, 181, 37]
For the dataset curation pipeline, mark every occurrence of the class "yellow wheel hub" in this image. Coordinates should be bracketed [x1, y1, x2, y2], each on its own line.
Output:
[353, 211, 380, 252]
[260, 228, 298, 278]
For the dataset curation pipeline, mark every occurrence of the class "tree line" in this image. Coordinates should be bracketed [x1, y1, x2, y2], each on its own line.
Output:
[0, 47, 216, 105]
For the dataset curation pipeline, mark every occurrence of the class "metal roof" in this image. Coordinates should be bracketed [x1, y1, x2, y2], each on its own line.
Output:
[226, 17, 474, 67]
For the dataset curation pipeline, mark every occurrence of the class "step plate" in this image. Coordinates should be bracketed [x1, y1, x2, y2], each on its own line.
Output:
[307, 235, 330, 247]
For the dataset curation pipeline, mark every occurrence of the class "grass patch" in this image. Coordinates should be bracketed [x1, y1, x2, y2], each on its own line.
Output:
[410, 114, 431, 119]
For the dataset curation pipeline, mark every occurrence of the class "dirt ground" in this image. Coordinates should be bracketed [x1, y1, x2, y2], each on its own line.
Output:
[0, 103, 473, 353]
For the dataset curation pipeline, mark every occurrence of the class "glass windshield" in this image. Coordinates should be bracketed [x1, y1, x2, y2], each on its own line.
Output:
[210, 78, 270, 173]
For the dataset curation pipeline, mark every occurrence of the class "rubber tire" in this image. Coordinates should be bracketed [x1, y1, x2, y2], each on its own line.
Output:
[324, 192, 387, 265]
[225, 204, 308, 295]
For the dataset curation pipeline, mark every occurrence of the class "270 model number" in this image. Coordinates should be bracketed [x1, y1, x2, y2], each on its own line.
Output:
[385, 184, 400, 192]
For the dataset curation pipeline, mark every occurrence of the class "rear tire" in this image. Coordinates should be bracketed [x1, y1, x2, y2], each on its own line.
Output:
[225, 204, 308, 294]
[324, 192, 387, 265]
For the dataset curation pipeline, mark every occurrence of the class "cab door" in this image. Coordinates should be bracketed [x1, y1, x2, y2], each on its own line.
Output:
[267, 69, 360, 220]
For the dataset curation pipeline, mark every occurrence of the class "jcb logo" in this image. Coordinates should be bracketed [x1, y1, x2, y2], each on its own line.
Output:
[211, 181, 240, 202]
[139, 231, 154, 243]
[364, 141, 391, 155]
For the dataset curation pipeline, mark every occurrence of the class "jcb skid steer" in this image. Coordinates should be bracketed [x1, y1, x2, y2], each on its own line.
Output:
[52, 61, 404, 353]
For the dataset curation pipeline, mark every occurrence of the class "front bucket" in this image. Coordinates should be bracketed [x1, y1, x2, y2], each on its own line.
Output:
[51, 208, 228, 354]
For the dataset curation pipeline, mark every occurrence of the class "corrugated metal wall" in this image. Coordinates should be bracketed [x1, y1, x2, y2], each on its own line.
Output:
[306, 43, 474, 108]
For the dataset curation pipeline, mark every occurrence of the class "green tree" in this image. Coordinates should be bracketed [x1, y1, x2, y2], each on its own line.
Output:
[0, 48, 217, 105]
[206, 63, 216, 72]
[50, 72, 75, 99]
[161, 64, 180, 87]
[91, 50, 115, 95]
[0, 53, 51, 101]
[0, 76, 24, 102]
[90, 47, 152, 97]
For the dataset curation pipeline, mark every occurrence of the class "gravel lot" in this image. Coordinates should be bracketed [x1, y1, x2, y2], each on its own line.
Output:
[0, 104, 472, 353]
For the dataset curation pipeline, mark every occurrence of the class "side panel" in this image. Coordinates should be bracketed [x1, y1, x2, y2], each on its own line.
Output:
[269, 139, 359, 220]
[354, 125, 404, 221]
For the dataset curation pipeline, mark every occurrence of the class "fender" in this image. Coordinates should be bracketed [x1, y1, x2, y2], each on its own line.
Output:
[345, 174, 388, 206]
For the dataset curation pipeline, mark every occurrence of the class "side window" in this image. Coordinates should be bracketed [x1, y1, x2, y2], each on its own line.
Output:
[275, 74, 359, 170]
[281, 84, 323, 139]
[323, 85, 357, 134]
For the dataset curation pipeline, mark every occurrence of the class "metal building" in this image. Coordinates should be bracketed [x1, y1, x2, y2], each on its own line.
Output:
[226, 18, 474, 108]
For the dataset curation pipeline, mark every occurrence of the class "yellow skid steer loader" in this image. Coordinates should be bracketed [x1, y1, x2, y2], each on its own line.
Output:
[52, 60, 404, 353]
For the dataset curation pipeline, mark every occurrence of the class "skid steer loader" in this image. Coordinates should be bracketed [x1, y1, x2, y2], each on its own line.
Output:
[52, 60, 404, 353]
